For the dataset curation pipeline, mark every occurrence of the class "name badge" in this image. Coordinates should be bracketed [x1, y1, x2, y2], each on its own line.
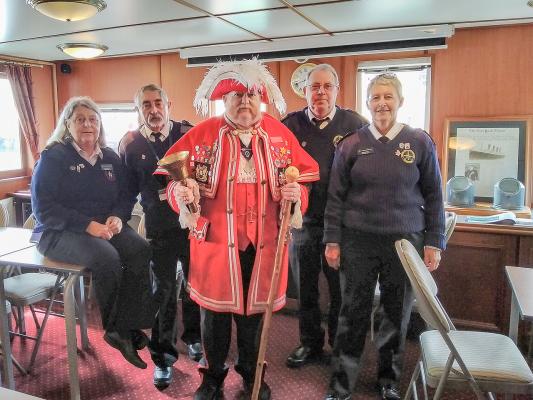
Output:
[357, 148, 374, 156]
[101, 164, 115, 181]
[158, 188, 167, 201]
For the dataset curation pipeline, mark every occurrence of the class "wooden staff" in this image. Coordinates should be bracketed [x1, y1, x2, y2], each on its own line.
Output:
[252, 166, 300, 400]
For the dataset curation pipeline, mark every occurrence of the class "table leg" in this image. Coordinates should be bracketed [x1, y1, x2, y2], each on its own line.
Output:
[64, 274, 81, 400]
[0, 269, 15, 389]
[509, 292, 520, 343]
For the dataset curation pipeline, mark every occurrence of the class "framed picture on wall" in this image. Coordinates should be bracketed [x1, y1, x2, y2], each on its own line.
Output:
[443, 116, 532, 204]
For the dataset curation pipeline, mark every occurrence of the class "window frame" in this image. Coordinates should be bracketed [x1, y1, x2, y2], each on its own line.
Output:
[0, 74, 26, 179]
[98, 102, 139, 152]
[356, 57, 432, 131]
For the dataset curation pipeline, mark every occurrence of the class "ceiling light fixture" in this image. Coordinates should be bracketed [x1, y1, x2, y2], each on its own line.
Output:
[58, 43, 108, 59]
[27, 0, 107, 22]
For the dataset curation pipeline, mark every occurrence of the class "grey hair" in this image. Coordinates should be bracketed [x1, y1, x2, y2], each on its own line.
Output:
[305, 63, 339, 86]
[46, 96, 107, 148]
[134, 83, 169, 109]
[367, 73, 403, 100]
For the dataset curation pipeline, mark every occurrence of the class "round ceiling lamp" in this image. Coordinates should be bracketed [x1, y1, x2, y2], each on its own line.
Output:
[58, 43, 108, 59]
[27, 0, 107, 22]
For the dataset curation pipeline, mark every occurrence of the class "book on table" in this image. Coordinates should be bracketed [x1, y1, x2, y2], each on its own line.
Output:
[464, 211, 533, 226]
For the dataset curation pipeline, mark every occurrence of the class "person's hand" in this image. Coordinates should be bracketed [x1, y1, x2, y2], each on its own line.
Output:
[176, 181, 194, 204]
[106, 216, 123, 235]
[325, 243, 341, 270]
[280, 182, 301, 203]
[86, 221, 113, 240]
[424, 247, 441, 271]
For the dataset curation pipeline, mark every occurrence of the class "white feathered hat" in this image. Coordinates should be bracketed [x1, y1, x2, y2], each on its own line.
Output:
[193, 58, 286, 116]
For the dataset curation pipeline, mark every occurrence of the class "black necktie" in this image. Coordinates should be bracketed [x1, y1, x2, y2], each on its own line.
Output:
[378, 136, 389, 144]
[312, 117, 330, 129]
[151, 132, 165, 158]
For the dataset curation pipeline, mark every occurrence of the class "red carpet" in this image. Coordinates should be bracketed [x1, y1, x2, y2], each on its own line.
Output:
[5, 306, 533, 399]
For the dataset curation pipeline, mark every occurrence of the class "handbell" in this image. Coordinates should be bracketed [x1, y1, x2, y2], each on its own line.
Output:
[158, 151, 190, 182]
[158, 151, 198, 213]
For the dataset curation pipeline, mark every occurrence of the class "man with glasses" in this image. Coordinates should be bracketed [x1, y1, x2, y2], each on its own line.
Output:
[283, 64, 367, 368]
[119, 84, 203, 390]
[158, 59, 319, 400]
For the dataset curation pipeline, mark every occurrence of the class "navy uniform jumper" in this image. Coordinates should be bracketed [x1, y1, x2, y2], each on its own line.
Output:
[32, 141, 154, 334]
[282, 106, 367, 351]
[119, 120, 201, 368]
[323, 124, 445, 396]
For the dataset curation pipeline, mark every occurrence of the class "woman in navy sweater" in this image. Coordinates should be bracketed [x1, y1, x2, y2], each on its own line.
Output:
[32, 97, 154, 369]
[322, 74, 445, 400]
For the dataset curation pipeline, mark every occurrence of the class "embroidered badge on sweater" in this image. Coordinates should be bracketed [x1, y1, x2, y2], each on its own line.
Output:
[395, 142, 416, 164]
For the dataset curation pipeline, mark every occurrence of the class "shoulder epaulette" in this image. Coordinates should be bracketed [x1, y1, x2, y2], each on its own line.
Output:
[180, 120, 194, 134]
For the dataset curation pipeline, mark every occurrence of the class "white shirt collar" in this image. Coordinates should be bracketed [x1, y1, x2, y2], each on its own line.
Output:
[140, 120, 172, 142]
[71, 141, 103, 166]
[369, 122, 404, 141]
[307, 106, 337, 123]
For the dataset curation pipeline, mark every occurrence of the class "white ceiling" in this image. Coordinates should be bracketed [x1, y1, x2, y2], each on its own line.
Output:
[1, 0, 532, 63]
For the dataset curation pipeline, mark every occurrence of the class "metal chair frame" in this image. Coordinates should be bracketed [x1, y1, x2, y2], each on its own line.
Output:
[395, 238, 533, 399]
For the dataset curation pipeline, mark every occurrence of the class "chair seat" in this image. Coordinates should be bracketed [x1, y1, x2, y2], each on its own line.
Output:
[4, 272, 59, 304]
[421, 330, 533, 384]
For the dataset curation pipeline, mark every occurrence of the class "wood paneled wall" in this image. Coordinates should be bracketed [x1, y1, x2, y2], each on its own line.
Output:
[4, 23, 533, 200]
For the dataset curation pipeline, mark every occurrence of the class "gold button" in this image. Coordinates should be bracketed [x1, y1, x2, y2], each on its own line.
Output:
[228, 176, 234, 182]
[228, 243, 235, 248]
[260, 243, 265, 249]
[261, 180, 267, 184]
[227, 209, 233, 214]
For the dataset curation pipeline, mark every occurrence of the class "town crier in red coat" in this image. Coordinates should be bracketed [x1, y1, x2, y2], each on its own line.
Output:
[155, 59, 319, 400]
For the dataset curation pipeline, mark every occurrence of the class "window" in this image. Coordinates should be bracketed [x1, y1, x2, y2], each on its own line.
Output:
[357, 58, 431, 131]
[210, 99, 267, 117]
[99, 104, 139, 152]
[0, 77, 22, 173]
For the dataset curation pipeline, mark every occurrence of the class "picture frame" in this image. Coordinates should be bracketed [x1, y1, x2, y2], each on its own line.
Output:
[443, 116, 532, 205]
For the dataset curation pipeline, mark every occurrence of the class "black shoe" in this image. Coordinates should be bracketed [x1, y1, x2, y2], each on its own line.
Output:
[324, 391, 351, 400]
[286, 345, 323, 368]
[153, 365, 172, 389]
[187, 341, 203, 362]
[378, 383, 401, 400]
[104, 331, 147, 369]
[242, 380, 271, 400]
[131, 329, 149, 351]
[194, 376, 224, 400]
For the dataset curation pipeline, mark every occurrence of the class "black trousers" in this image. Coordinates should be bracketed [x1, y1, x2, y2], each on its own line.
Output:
[290, 224, 341, 349]
[329, 229, 424, 396]
[37, 224, 154, 333]
[200, 245, 263, 382]
[148, 227, 201, 367]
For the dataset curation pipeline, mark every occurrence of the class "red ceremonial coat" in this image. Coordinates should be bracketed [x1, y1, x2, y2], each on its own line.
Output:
[161, 114, 319, 315]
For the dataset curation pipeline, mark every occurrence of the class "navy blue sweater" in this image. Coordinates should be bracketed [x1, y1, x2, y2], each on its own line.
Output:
[282, 107, 367, 226]
[323, 125, 446, 249]
[118, 121, 192, 237]
[32, 142, 131, 236]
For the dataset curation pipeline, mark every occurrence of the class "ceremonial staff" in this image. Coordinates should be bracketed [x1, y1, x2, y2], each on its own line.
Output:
[252, 166, 300, 400]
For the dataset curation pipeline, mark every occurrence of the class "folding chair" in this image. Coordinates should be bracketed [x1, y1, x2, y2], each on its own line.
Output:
[3, 213, 63, 372]
[371, 212, 458, 341]
[395, 238, 533, 399]
[0, 300, 27, 375]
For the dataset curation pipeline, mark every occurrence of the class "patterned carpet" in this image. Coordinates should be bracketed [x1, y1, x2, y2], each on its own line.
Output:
[6, 306, 533, 400]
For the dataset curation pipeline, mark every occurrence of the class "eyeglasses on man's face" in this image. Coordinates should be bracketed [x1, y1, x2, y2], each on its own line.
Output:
[231, 91, 261, 101]
[306, 83, 338, 93]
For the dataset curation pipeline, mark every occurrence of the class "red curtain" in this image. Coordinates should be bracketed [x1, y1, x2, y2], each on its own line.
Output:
[5, 64, 39, 161]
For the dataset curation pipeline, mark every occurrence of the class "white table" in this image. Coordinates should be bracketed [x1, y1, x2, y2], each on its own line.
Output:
[505, 265, 533, 343]
[0, 239, 88, 400]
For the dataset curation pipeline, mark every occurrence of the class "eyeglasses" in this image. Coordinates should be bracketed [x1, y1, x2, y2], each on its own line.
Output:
[231, 91, 261, 101]
[306, 83, 338, 93]
[71, 116, 100, 126]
